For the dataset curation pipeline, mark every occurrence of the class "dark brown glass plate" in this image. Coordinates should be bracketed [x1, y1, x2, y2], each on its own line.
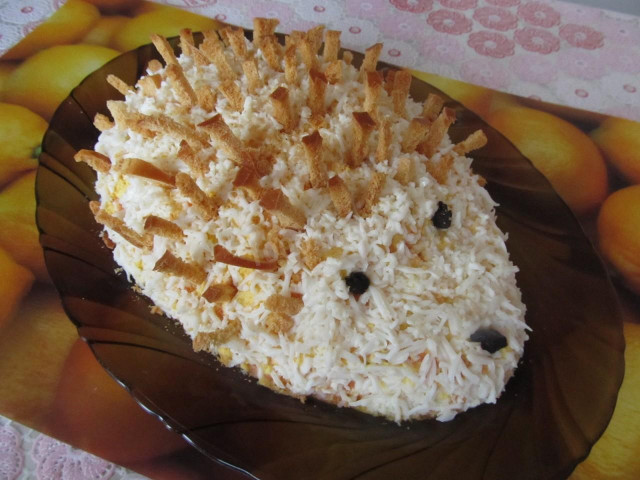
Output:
[36, 34, 624, 480]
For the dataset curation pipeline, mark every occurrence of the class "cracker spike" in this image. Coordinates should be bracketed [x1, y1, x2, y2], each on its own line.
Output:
[218, 80, 244, 112]
[375, 118, 392, 163]
[401, 117, 431, 153]
[144, 215, 184, 240]
[153, 250, 207, 284]
[179, 28, 194, 52]
[417, 107, 456, 157]
[299, 37, 318, 71]
[195, 85, 217, 112]
[118, 157, 175, 186]
[453, 129, 487, 155]
[308, 69, 327, 116]
[198, 114, 244, 163]
[253, 17, 280, 46]
[265, 294, 304, 316]
[74, 149, 111, 173]
[260, 35, 282, 71]
[358, 171, 386, 217]
[361, 43, 383, 74]
[284, 43, 298, 85]
[324, 59, 342, 84]
[342, 50, 353, 65]
[183, 41, 210, 66]
[328, 175, 352, 217]
[323, 30, 341, 62]
[200, 32, 236, 81]
[426, 153, 454, 185]
[422, 93, 445, 122]
[394, 157, 413, 185]
[259, 188, 306, 231]
[150, 34, 178, 65]
[203, 283, 238, 303]
[223, 26, 248, 59]
[270, 86, 297, 132]
[349, 111, 376, 167]
[306, 25, 325, 54]
[93, 113, 114, 132]
[147, 59, 163, 73]
[93, 206, 151, 250]
[106, 74, 133, 96]
[364, 71, 383, 116]
[175, 172, 220, 221]
[178, 140, 209, 176]
[392, 69, 412, 117]
[300, 238, 322, 270]
[137, 74, 162, 96]
[301, 130, 328, 188]
[242, 58, 261, 93]
[165, 63, 197, 107]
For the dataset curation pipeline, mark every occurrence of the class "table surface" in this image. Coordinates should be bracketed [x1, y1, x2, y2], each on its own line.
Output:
[1, 1, 639, 479]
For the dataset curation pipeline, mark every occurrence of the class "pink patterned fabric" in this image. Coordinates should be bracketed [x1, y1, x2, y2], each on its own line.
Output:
[390, 0, 434, 14]
[517, 1, 561, 28]
[32, 435, 115, 480]
[559, 23, 604, 49]
[427, 9, 473, 35]
[514, 26, 560, 54]
[439, 0, 478, 10]
[468, 30, 515, 57]
[473, 7, 518, 32]
[0, 425, 24, 480]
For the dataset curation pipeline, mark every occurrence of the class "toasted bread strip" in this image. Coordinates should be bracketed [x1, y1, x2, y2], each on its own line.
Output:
[93, 113, 114, 131]
[198, 114, 244, 163]
[266, 294, 303, 315]
[182, 41, 210, 66]
[74, 149, 111, 173]
[260, 35, 282, 71]
[270, 86, 296, 132]
[323, 30, 340, 62]
[195, 85, 217, 112]
[300, 238, 322, 270]
[392, 69, 412, 117]
[358, 172, 386, 217]
[106, 100, 154, 138]
[364, 71, 383, 116]
[259, 188, 306, 230]
[106, 74, 133, 96]
[144, 215, 184, 240]
[101, 231, 115, 249]
[283, 44, 298, 85]
[349, 111, 376, 167]
[137, 74, 162, 96]
[301, 130, 328, 188]
[203, 283, 238, 303]
[151, 34, 178, 65]
[308, 69, 327, 116]
[242, 58, 261, 93]
[147, 59, 163, 73]
[253, 17, 279, 46]
[394, 157, 413, 185]
[299, 37, 317, 71]
[426, 153, 454, 185]
[90, 201, 151, 249]
[453, 129, 487, 155]
[201, 32, 236, 81]
[342, 50, 353, 65]
[232, 160, 263, 199]
[375, 118, 392, 163]
[218, 80, 244, 112]
[417, 107, 456, 157]
[175, 172, 220, 221]
[139, 113, 210, 148]
[193, 321, 240, 349]
[214, 244, 278, 271]
[324, 59, 342, 84]
[306, 25, 325, 53]
[154, 250, 207, 284]
[118, 158, 175, 186]
[178, 140, 209, 176]
[384, 69, 396, 95]
[265, 312, 294, 335]
[328, 175, 352, 217]
[401, 117, 430, 153]
[361, 43, 383, 74]
[179, 28, 194, 51]
[165, 63, 197, 107]
[422, 93, 444, 122]
[224, 26, 248, 59]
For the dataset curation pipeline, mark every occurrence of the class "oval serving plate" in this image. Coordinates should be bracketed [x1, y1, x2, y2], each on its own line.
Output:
[36, 31, 624, 480]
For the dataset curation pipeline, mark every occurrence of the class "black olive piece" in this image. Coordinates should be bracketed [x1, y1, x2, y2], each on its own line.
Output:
[470, 328, 507, 354]
[432, 201, 452, 229]
[345, 271, 370, 295]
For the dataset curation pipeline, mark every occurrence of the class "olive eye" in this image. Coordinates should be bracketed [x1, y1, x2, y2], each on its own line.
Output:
[432, 201, 452, 229]
[345, 271, 370, 295]
[470, 328, 507, 354]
